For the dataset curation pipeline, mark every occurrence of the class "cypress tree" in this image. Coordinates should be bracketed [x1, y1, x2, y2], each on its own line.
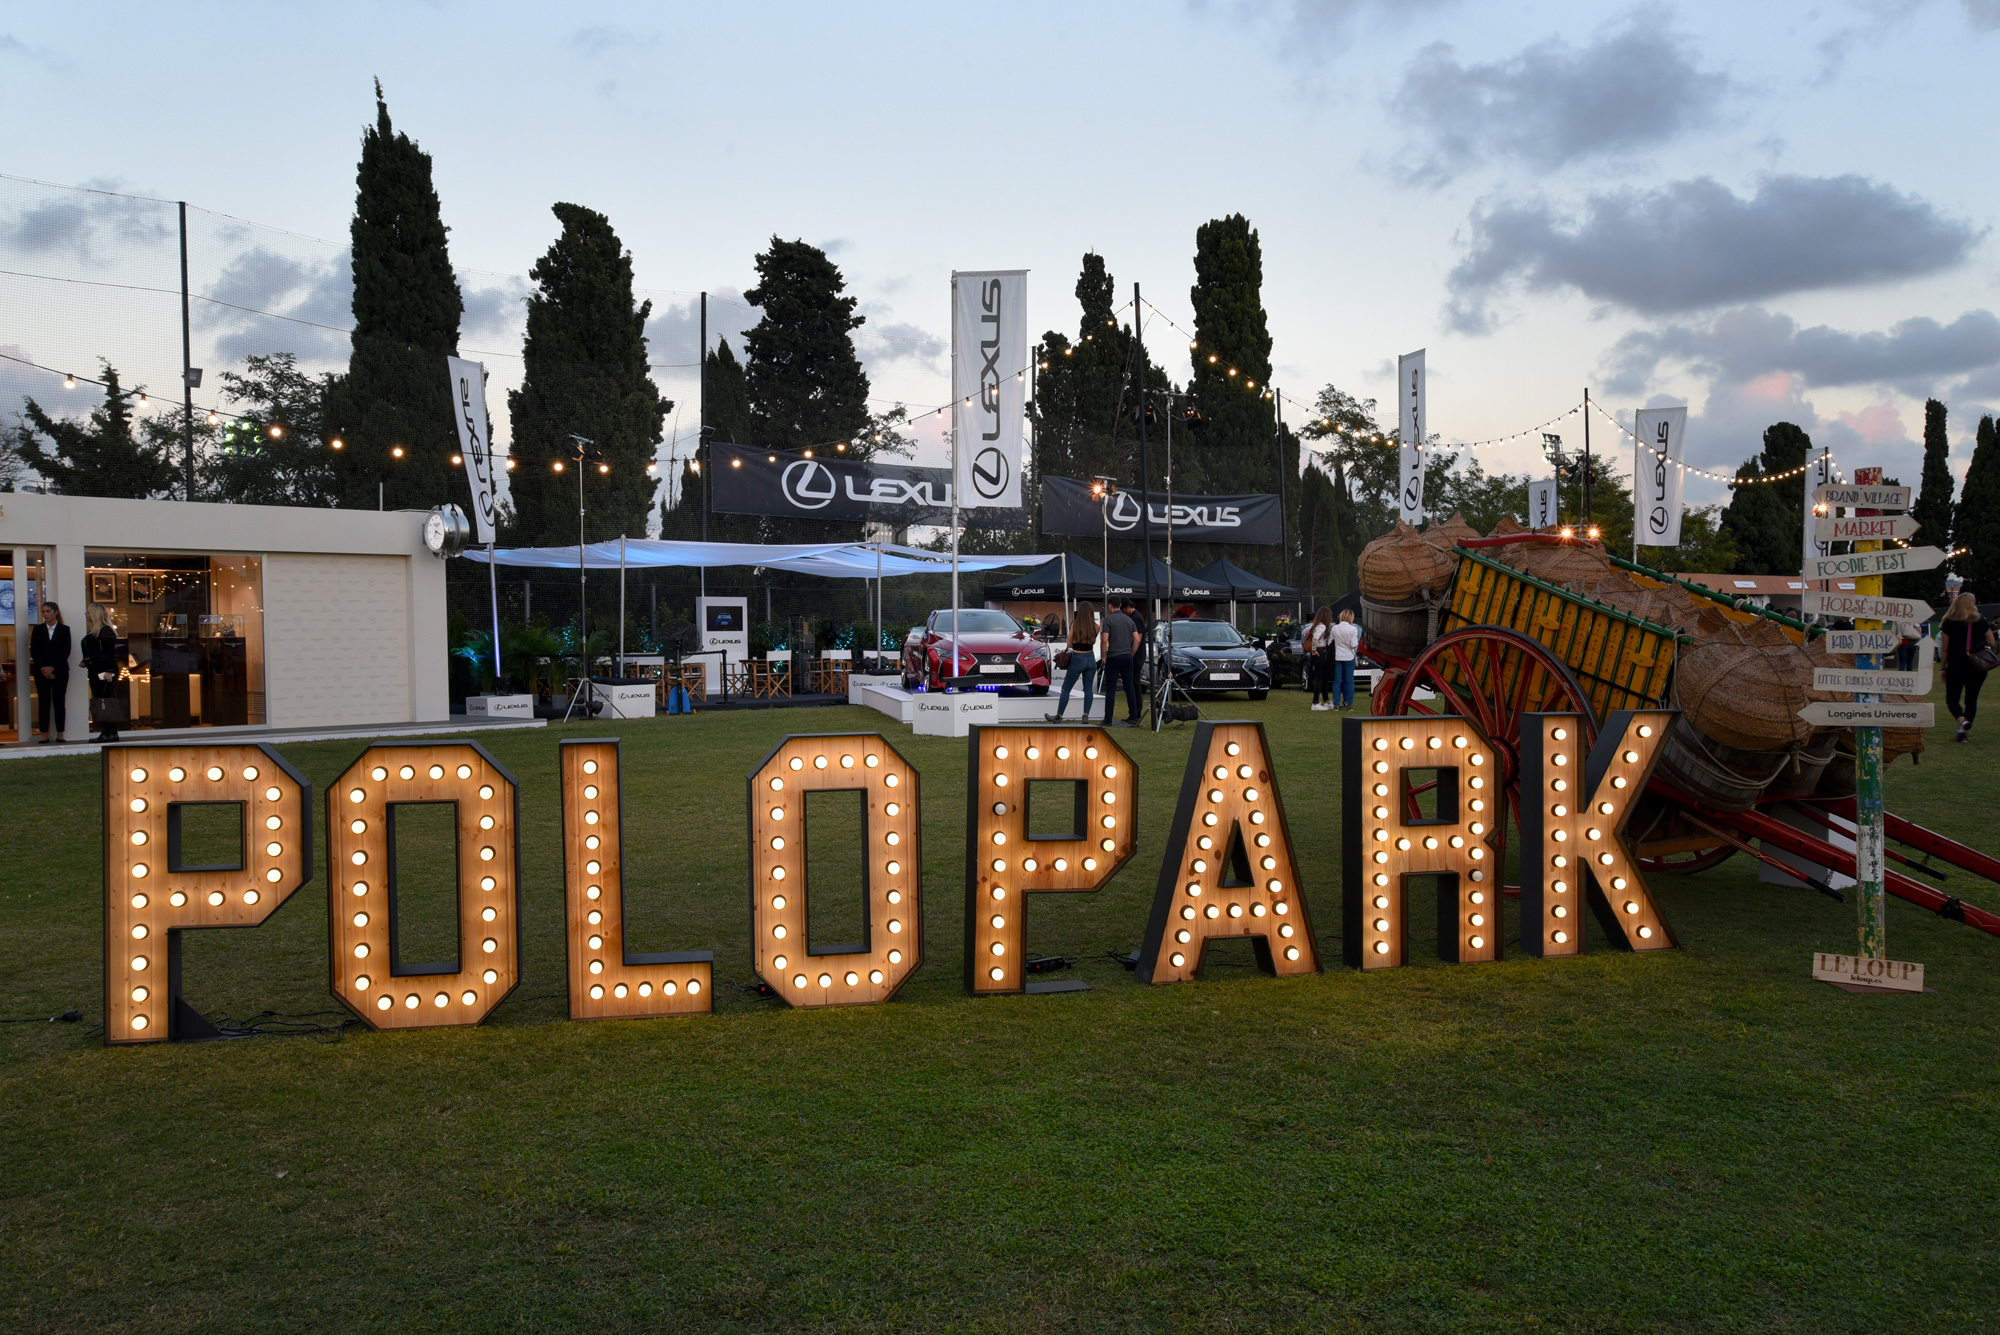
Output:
[1890, 398, 1956, 601]
[506, 203, 670, 547]
[323, 81, 464, 513]
[1720, 422, 1812, 574]
[742, 238, 870, 451]
[658, 338, 760, 543]
[1957, 414, 2000, 600]
[17, 363, 178, 498]
[1186, 215, 1277, 496]
[1030, 253, 1168, 500]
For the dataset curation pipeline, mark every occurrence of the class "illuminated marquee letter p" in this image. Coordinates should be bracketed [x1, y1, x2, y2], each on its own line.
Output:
[328, 744, 520, 1029]
[103, 745, 313, 1044]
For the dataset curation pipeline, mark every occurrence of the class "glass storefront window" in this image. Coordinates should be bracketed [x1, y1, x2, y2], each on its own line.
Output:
[3, 550, 48, 744]
[85, 552, 266, 731]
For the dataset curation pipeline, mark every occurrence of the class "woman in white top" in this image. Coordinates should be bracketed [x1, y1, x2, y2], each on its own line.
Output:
[1331, 608, 1362, 709]
[1303, 607, 1335, 710]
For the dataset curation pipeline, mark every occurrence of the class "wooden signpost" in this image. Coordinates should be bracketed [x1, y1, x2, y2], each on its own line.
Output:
[1798, 701, 1936, 728]
[1814, 483, 1913, 509]
[1801, 590, 1930, 622]
[1813, 513, 1922, 544]
[1808, 545, 1946, 581]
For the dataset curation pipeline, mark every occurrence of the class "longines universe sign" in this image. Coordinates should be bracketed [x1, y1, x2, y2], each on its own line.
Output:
[100, 714, 1675, 1044]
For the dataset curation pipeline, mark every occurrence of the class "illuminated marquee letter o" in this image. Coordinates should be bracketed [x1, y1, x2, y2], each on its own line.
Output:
[102, 745, 313, 1044]
[965, 723, 1137, 994]
[748, 733, 920, 1008]
[327, 743, 520, 1029]
[562, 738, 714, 1018]
[1138, 721, 1319, 983]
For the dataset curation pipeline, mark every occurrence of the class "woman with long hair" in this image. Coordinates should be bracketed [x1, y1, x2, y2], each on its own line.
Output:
[1331, 607, 1362, 710]
[1046, 604, 1099, 722]
[1304, 606, 1335, 711]
[82, 603, 127, 743]
[1942, 592, 1996, 742]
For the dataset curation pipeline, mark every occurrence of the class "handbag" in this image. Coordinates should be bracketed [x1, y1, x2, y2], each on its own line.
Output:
[1971, 623, 2000, 672]
[90, 696, 128, 724]
[1055, 650, 1073, 670]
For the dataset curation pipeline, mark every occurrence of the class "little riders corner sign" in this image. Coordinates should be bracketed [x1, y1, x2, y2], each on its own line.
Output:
[99, 711, 1679, 1045]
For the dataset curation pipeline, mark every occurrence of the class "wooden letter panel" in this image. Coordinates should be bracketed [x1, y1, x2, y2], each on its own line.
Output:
[562, 739, 714, 1018]
[1138, 721, 1319, 984]
[102, 745, 313, 1044]
[747, 733, 921, 1008]
[327, 743, 521, 1030]
[964, 724, 1137, 994]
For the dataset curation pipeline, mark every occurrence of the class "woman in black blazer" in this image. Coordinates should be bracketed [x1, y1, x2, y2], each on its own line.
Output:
[82, 603, 127, 743]
[29, 601, 71, 744]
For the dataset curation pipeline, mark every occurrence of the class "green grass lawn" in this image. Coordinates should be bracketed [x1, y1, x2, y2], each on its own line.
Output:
[1, 693, 1996, 1333]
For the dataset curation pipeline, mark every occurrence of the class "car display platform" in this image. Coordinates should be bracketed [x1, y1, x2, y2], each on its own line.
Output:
[855, 682, 1058, 737]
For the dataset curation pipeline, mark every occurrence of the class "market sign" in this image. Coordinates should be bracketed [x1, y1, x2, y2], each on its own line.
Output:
[1802, 591, 1931, 622]
[1813, 513, 1920, 544]
[1798, 701, 1937, 728]
[1807, 546, 1945, 581]
[1814, 483, 1912, 509]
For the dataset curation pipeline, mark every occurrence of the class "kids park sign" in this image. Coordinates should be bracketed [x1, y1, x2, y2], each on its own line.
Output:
[99, 712, 1676, 1044]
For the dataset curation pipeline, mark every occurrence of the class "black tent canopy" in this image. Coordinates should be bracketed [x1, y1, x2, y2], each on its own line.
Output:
[1192, 559, 1301, 602]
[980, 553, 1114, 600]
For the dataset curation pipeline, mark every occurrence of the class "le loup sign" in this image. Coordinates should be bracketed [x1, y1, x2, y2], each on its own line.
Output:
[101, 712, 1677, 1045]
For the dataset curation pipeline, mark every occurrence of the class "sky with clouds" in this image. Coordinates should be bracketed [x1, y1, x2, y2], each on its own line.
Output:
[4, 0, 2000, 510]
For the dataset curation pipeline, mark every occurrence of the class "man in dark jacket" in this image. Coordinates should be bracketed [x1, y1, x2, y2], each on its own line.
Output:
[30, 601, 71, 743]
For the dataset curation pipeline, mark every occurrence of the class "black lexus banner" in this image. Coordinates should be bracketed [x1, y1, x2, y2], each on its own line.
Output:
[1040, 475, 1283, 544]
[711, 450, 1029, 530]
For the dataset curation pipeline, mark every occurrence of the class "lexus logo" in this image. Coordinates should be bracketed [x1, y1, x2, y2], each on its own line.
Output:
[1104, 491, 1142, 532]
[781, 459, 836, 510]
[971, 446, 1009, 501]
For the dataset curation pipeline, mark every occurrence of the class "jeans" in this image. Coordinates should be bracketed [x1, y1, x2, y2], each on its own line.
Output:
[1102, 654, 1139, 721]
[1946, 661, 1986, 725]
[1334, 657, 1356, 707]
[1055, 653, 1096, 717]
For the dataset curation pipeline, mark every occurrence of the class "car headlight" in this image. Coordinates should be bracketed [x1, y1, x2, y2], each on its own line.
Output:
[1249, 654, 1270, 668]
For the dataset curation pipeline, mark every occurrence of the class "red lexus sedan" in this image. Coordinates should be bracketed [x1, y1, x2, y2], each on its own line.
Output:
[901, 609, 1052, 693]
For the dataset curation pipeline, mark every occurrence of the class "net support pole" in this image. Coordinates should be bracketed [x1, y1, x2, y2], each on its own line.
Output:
[178, 201, 194, 501]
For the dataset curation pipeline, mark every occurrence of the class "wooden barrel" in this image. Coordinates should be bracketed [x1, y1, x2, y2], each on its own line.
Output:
[1360, 592, 1447, 661]
[1652, 710, 1792, 812]
[1764, 731, 1840, 799]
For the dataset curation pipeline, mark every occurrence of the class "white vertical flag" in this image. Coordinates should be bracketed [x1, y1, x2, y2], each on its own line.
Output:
[1528, 478, 1559, 531]
[1803, 448, 1835, 581]
[1397, 349, 1426, 524]
[951, 270, 1027, 510]
[447, 356, 497, 545]
[1632, 406, 1687, 547]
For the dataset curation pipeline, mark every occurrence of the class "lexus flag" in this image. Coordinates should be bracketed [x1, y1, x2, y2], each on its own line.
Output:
[1397, 348, 1426, 524]
[711, 449, 1028, 529]
[1633, 406, 1687, 547]
[1528, 478, 1558, 531]
[1040, 475, 1283, 544]
[447, 356, 497, 544]
[951, 270, 1027, 511]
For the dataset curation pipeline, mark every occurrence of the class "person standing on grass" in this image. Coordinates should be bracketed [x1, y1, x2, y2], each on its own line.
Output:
[1331, 608, 1362, 710]
[1099, 599, 1141, 728]
[1045, 606, 1098, 722]
[1303, 607, 1334, 711]
[29, 600, 70, 745]
[1942, 592, 1995, 742]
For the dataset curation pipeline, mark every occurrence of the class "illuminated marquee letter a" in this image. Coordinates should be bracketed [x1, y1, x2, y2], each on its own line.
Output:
[1137, 721, 1318, 983]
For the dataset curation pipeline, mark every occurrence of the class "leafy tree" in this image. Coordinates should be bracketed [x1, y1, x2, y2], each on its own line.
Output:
[1031, 253, 1167, 489]
[1721, 422, 1813, 574]
[742, 238, 870, 452]
[193, 353, 339, 507]
[322, 81, 464, 513]
[16, 363, 178, 498]
[1889, 398, 1955, 601]
[506, 203, 670, 547]
[1642, 505, 1739, 576]
[0, 421, 27, 492]
[1957, 414, 2000, 600]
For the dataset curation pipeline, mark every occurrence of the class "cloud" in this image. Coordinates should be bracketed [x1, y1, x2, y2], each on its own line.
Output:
[460, 276, 530, 343]
[1602, 306, 2000, 398]
[569, 26, 659, 56]
[1391, 13, 1732, 184]
[855, 318, 946, 376]
[0, 187, 173, 262]
[0, 32, 75, 75]
[1967, 0, 2000, 30]
[1228, 0, 1459, 54]
[1447, 174, 1981, 330]
[196, 247, 353, 364]
[642, 289, 760, 369]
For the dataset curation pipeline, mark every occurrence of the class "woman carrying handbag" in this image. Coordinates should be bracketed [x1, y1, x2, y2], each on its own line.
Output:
[1045, 606, 1098, 722]
[1942, 592, 1997, 742]
[82, 603, 129, 743]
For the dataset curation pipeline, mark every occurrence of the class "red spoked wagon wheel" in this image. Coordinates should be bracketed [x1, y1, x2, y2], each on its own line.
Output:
[1378, 626, 1598, 888]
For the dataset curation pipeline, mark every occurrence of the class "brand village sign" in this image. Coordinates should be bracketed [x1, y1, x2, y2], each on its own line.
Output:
[100, 713, 1676, 1044]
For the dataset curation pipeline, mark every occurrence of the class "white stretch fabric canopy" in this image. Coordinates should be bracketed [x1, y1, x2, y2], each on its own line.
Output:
[462, 538, 1046, 579]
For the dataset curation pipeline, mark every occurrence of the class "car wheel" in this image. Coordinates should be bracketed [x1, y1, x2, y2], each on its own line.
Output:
[1248, 690, 1268, 702]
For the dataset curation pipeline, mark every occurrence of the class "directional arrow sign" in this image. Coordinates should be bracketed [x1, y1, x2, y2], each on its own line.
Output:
[1812, 663, 1931, 695]
[1815, 483, 1913, 509]
[1820, 629, 1904, 654]
[1802, 591, 1932, 622]
[1808, 546, 1946, 581]
[1814, 513, 1921, 544]
[1799, 701, 1936, 728]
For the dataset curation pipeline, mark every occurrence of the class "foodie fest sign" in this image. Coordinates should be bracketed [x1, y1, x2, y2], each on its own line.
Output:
[101, 715, 1679, 1045]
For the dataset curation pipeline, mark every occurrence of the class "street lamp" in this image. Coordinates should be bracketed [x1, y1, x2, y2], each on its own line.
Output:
[563, 433, 603, 721]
